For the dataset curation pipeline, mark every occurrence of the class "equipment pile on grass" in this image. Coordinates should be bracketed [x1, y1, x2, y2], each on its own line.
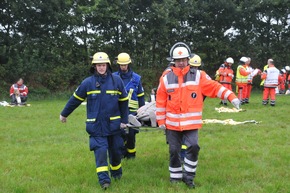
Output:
[215, 107, 245, 113]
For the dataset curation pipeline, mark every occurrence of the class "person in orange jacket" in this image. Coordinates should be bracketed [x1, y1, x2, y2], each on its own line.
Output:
[261, 59, 282, 106]
[156, 42, 240, 189]
[217, 57, 234, 105]
[278, 69, 286, 94]
[285, 66, 290, 93]
[235, 57, 251, 104]
[245, 58, 261, 103]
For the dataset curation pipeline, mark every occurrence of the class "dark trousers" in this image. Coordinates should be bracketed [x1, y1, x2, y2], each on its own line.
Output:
[166, 129, 200, 181]
[11, 94, 27, 104]
[124, 127, 139, 158]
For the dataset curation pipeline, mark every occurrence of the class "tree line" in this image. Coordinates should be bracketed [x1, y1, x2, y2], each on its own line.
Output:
[1, 0, 289, 98]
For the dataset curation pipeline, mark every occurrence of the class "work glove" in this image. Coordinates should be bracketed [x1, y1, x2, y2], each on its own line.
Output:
[228, 73, 234, 78]
[231, 98, 240, 110]
[120, 123, 127, 129]
[159, 124, 166, 130]
[60, 115, 67, 123]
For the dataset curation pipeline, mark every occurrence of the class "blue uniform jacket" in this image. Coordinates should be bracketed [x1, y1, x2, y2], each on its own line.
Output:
[113, 69, 145, 114]
[61, 73, 129, 137]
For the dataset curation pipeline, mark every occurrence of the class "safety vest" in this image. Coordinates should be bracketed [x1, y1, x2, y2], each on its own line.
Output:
[235, 65, 248, 84]
[113, 71, 144, 113]
[260, 65, 268, 86]
[264, 67, 280, 87]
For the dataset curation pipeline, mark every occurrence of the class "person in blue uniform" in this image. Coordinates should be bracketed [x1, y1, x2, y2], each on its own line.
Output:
[59, 52, 129, 190]
[113, 53, 145, 159]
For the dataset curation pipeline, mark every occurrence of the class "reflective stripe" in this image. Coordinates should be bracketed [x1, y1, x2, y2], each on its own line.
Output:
[166, 112, 202, 118]
[217, 87, 226, 98]
[169, 166, 182, 172]
[181, 145, 187, 150]
[106, 90, 122, 95]
[184, 165, 197, 173]
[73, 92, 85, 101]
[129, 99, 139, 109]
[128, 89, 134, 101]
[96, 166, 108, 173]
[110, 164, 121, 171]
[180, 119, 203, 126]
[87, 90, 101, 95]
[170, 173, 183, 178]
[156, 115, 166, 120]
[184, 80, 200, 86]
[137, 92, 145, 97]
[119, 96, 129, 101]
[166, 119, 202, 127]
[127, 148, 136, 153]
[166, 83, 179, 89]
[110, 116, 120, 120]
[156, 107, 166, 112]
[166, 120, 179, 126]
[87, 116, 120, 122]
[184, 158, 198, 166]
[224, 90, 232, 100]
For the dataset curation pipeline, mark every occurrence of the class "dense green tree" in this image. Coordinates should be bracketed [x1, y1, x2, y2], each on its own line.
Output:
[1, 0, 289, 99]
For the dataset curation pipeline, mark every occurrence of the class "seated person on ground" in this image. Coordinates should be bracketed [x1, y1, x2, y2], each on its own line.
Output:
[10, 78, 29, 105]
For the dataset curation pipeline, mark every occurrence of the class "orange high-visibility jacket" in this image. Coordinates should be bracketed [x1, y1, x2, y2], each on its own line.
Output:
[217, 64, 234, 84]
[156, 66, 237, 131]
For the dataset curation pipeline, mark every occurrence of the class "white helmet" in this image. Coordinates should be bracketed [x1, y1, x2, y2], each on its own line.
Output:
[172, 47, 190, 59]
[226, 57, 234, 64]
[281, 69, 286, 73]
[285, 66, 290, 71]
[167, 42, 193, 61]
[239, 57, 248, 63]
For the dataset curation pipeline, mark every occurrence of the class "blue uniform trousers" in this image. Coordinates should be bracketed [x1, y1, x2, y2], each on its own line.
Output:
[123, 111, 139, 158]
[90, 134, 123, 185]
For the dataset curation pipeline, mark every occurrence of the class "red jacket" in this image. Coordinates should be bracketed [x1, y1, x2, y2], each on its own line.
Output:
[10, 83, 28, 96]
[156, 66, 237, 131]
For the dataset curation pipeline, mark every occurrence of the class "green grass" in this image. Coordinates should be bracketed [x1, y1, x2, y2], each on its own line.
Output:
[1, 92, 289, 193]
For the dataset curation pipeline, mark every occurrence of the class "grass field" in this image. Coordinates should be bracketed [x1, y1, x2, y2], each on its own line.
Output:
[1, 92, 289, 193]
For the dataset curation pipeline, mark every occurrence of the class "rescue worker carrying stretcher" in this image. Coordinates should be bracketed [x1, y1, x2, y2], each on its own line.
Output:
[59, 52, 129, 190]
[113, 53, 145, 159]
[156, 42, 240, 189]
